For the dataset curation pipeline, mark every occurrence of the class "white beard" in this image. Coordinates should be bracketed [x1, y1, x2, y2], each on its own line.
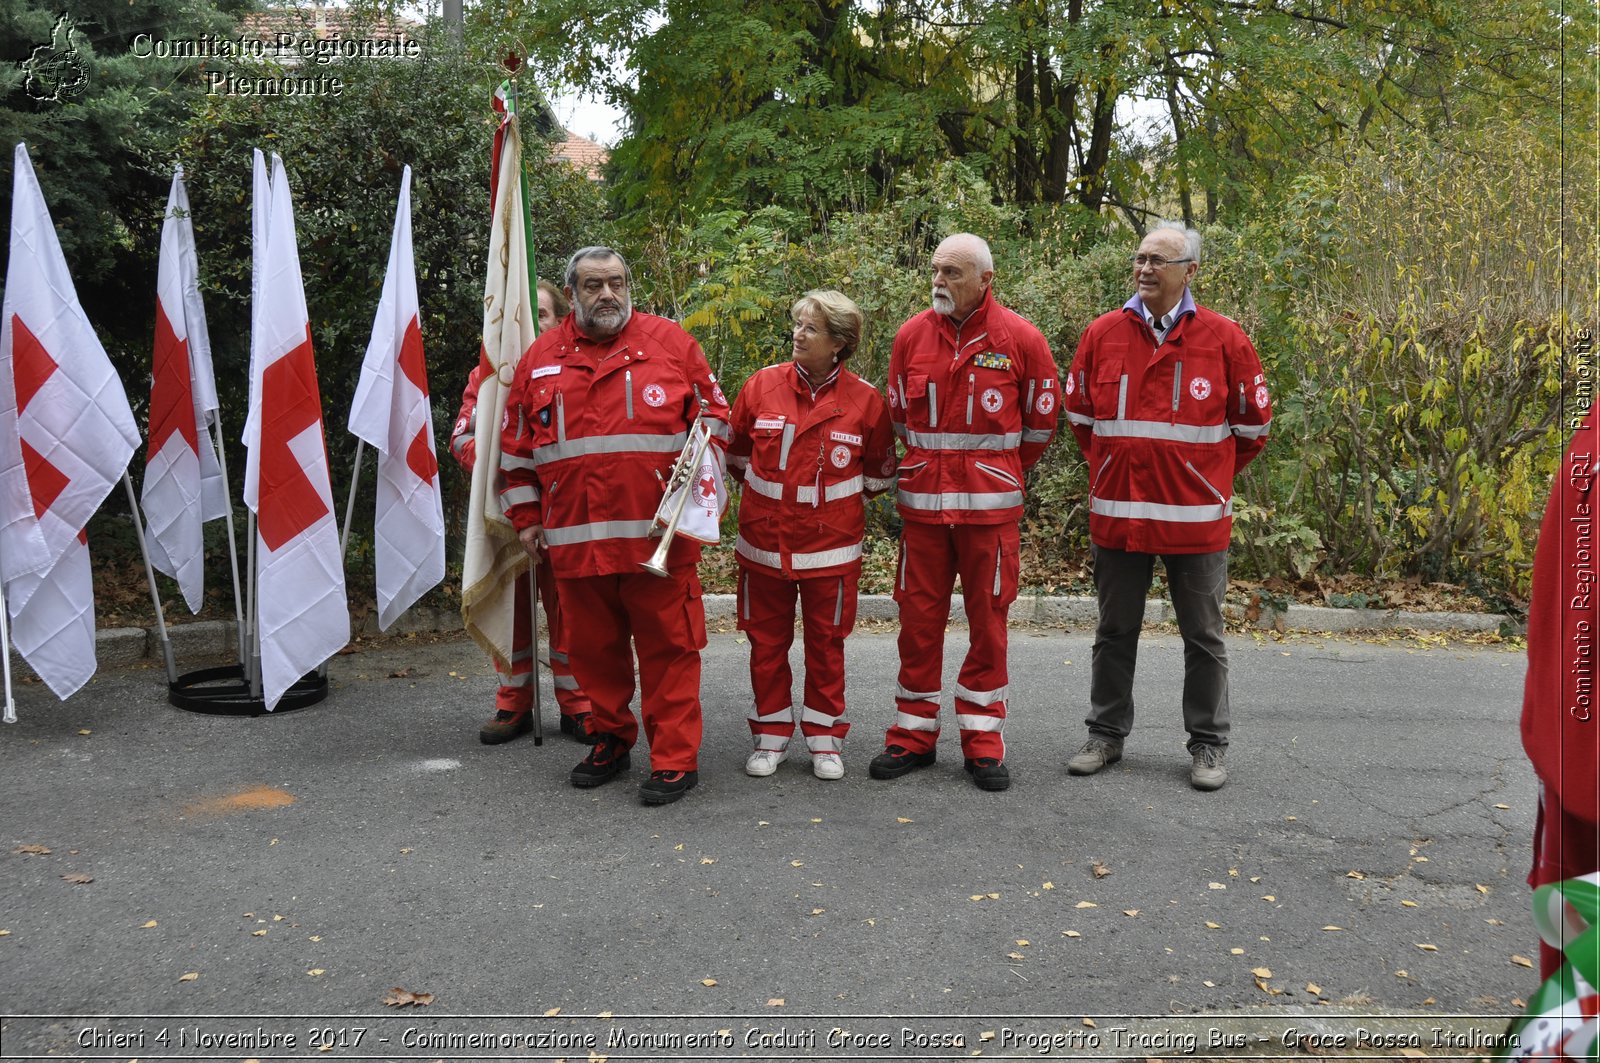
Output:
[931, 289, 955, 316]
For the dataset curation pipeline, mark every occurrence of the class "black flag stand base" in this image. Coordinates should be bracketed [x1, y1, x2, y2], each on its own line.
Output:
[168, 664, 328, 716]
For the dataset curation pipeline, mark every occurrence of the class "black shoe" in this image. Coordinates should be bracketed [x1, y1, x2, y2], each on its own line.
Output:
[964, 757, 1011, 792]
[639, 770, 698, 805]
[869, 745, 937, 780]
[559, 712, 594, 742]
[479, 709, 532, 745]
[570, 735, 630, 788]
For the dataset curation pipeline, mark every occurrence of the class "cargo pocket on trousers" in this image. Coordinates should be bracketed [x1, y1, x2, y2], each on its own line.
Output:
[684, 569, 708, 650]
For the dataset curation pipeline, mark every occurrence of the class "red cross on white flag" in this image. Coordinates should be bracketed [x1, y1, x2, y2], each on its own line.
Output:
[242, 153, 348, 710]
[0, 143, 140, 704]
[347, 166, 444, 631]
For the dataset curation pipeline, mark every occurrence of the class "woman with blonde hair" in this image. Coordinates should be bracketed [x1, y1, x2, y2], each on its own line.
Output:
[725, 290, 896, 779]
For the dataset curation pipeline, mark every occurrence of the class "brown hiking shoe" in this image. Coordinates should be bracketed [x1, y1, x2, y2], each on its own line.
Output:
[479, 709, 532, 745]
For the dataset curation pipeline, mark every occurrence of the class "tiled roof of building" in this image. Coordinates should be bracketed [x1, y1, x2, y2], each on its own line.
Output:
[239, 8, 420, 41]
[552, 129, 608, 181]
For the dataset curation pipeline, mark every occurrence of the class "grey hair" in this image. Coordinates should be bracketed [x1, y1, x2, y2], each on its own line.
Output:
[564, 245, 630, 288]
[1151, 221, 1202, 265]
[939, 232, 994, 275]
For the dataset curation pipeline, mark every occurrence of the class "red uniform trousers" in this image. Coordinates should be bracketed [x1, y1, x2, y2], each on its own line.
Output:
[888, 521, 1020, 761]
[555, 567, 707, 772]
[1531, 784, 1600, 978]
[736, 566, 859, 759]
[493, 558, 593, 722]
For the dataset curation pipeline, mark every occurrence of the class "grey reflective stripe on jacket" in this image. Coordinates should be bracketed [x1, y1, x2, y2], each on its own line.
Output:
[532, 431, 688, 467]
[903, 429, 1021, 451]
[898, 489, 1023, 512]
[1087, 496, 1232, 522]
[543, 518, 657, 545]
[734, 534, 862, 571]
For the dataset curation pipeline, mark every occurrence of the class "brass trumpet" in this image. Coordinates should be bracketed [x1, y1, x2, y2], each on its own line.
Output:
[641, 401, 717, 578]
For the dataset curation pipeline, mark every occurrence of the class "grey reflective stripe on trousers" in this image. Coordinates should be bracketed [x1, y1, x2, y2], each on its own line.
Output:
[955, 682, 1009, 707]
[1092, 419, 1231, 444]
[903, 429, 1022, 451]
[747, 703, 793, 723]
[955, 713, 1003, 732]
[543, 518, 657, 545]
[735, 534, 862, 571]
[898, 489, 1023, 512]
[896, 683, 939, 703]
[1089, 496, 1232, 522]
[532, 431, 688, 467]
[553, 674, 579, 691]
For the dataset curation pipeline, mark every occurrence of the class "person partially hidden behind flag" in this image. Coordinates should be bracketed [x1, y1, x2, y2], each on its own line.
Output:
[450, 278, 594, 744]
[500, 246, 732, 805]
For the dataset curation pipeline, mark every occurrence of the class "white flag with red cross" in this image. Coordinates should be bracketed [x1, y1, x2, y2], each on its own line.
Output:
[347, 166, 444, 631]
[243, 153, 348, 710]
[141, 165, 228, 614]
[0, 143, 141, 702]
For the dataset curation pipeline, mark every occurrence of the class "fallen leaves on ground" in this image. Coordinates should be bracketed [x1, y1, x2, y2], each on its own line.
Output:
[1511, 955, 1534, 968]
[1091, 861, 1112, 878]
[1415, 943, 1438, 952]
[178, 972, 198, 982]
[700, 979, 717, 987]
[13, 844, 50, 856]
[544, 1007, 561, 1017]
[383, 988, 433, 1006]
[1075, 900, 1097, 909]
[61, 873, 92, 885]
[766, 998, 784, 1007]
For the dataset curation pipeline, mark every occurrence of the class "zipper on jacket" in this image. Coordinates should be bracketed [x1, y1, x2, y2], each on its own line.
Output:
[625, 370, 634, 420]
[992, 552, 1002, 596]
[1172, 360, 1183, 412]
[1184, 460, 1228, 504]
[974, 461, 1021, 489]
[555, 391, 567, 442]
[966, 373, 975, 424]
[1025, 379, 1036, 416]
[927, 382, 939, 427]
[1117, 375, 1129, 421]
[833, 578, 844, 625]
[1093, 455, 1111, 492]
[897, 544, 908, 592]
[1238, 382, 1246, 416]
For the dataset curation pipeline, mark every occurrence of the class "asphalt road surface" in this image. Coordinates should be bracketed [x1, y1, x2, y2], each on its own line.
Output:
[0, 625, 1540, 1061]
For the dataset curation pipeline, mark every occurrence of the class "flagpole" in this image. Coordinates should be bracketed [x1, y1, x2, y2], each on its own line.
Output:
[246, 511, 261, 698]
[340, 439, 365, 562]
[122, 473, 179, 684]
[0, 577, 16, 724]
[208, 418, 248, 664]
[508, 75, 546, 745]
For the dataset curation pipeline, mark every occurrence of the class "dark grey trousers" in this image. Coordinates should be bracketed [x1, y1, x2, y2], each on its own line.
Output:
[1086, 544, 1230, 749]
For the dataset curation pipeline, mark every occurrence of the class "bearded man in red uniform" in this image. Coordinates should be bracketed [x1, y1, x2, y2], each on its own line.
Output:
[1064, 221, 1271, 791]
[500, 247, 730, 805]
[871, 233, 1060, 792]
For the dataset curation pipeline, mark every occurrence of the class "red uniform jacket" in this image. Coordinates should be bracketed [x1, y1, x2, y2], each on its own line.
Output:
[448, 363, 490, 471]
[888, 290, 1059, 526]
[1523, 406, 1600, 824]
[1066, 293, 1270, 554]
[727, 362, 896, 579]
[499, 311, 731, 578]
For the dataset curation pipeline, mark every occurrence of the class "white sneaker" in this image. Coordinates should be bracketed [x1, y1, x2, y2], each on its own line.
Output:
[812, 753, 845, 780]
[745, 748, 788, 777]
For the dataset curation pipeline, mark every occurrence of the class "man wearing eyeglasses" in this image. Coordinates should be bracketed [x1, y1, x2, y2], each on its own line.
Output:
[1063, 221, 1271, 790]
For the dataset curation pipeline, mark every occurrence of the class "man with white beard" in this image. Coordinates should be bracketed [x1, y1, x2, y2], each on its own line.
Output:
[500, 246, 731, 806]
[870, 233, 1059, 792]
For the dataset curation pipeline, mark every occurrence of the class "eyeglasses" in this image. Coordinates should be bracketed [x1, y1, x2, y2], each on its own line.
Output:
[1131, 254, 1194, 269]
